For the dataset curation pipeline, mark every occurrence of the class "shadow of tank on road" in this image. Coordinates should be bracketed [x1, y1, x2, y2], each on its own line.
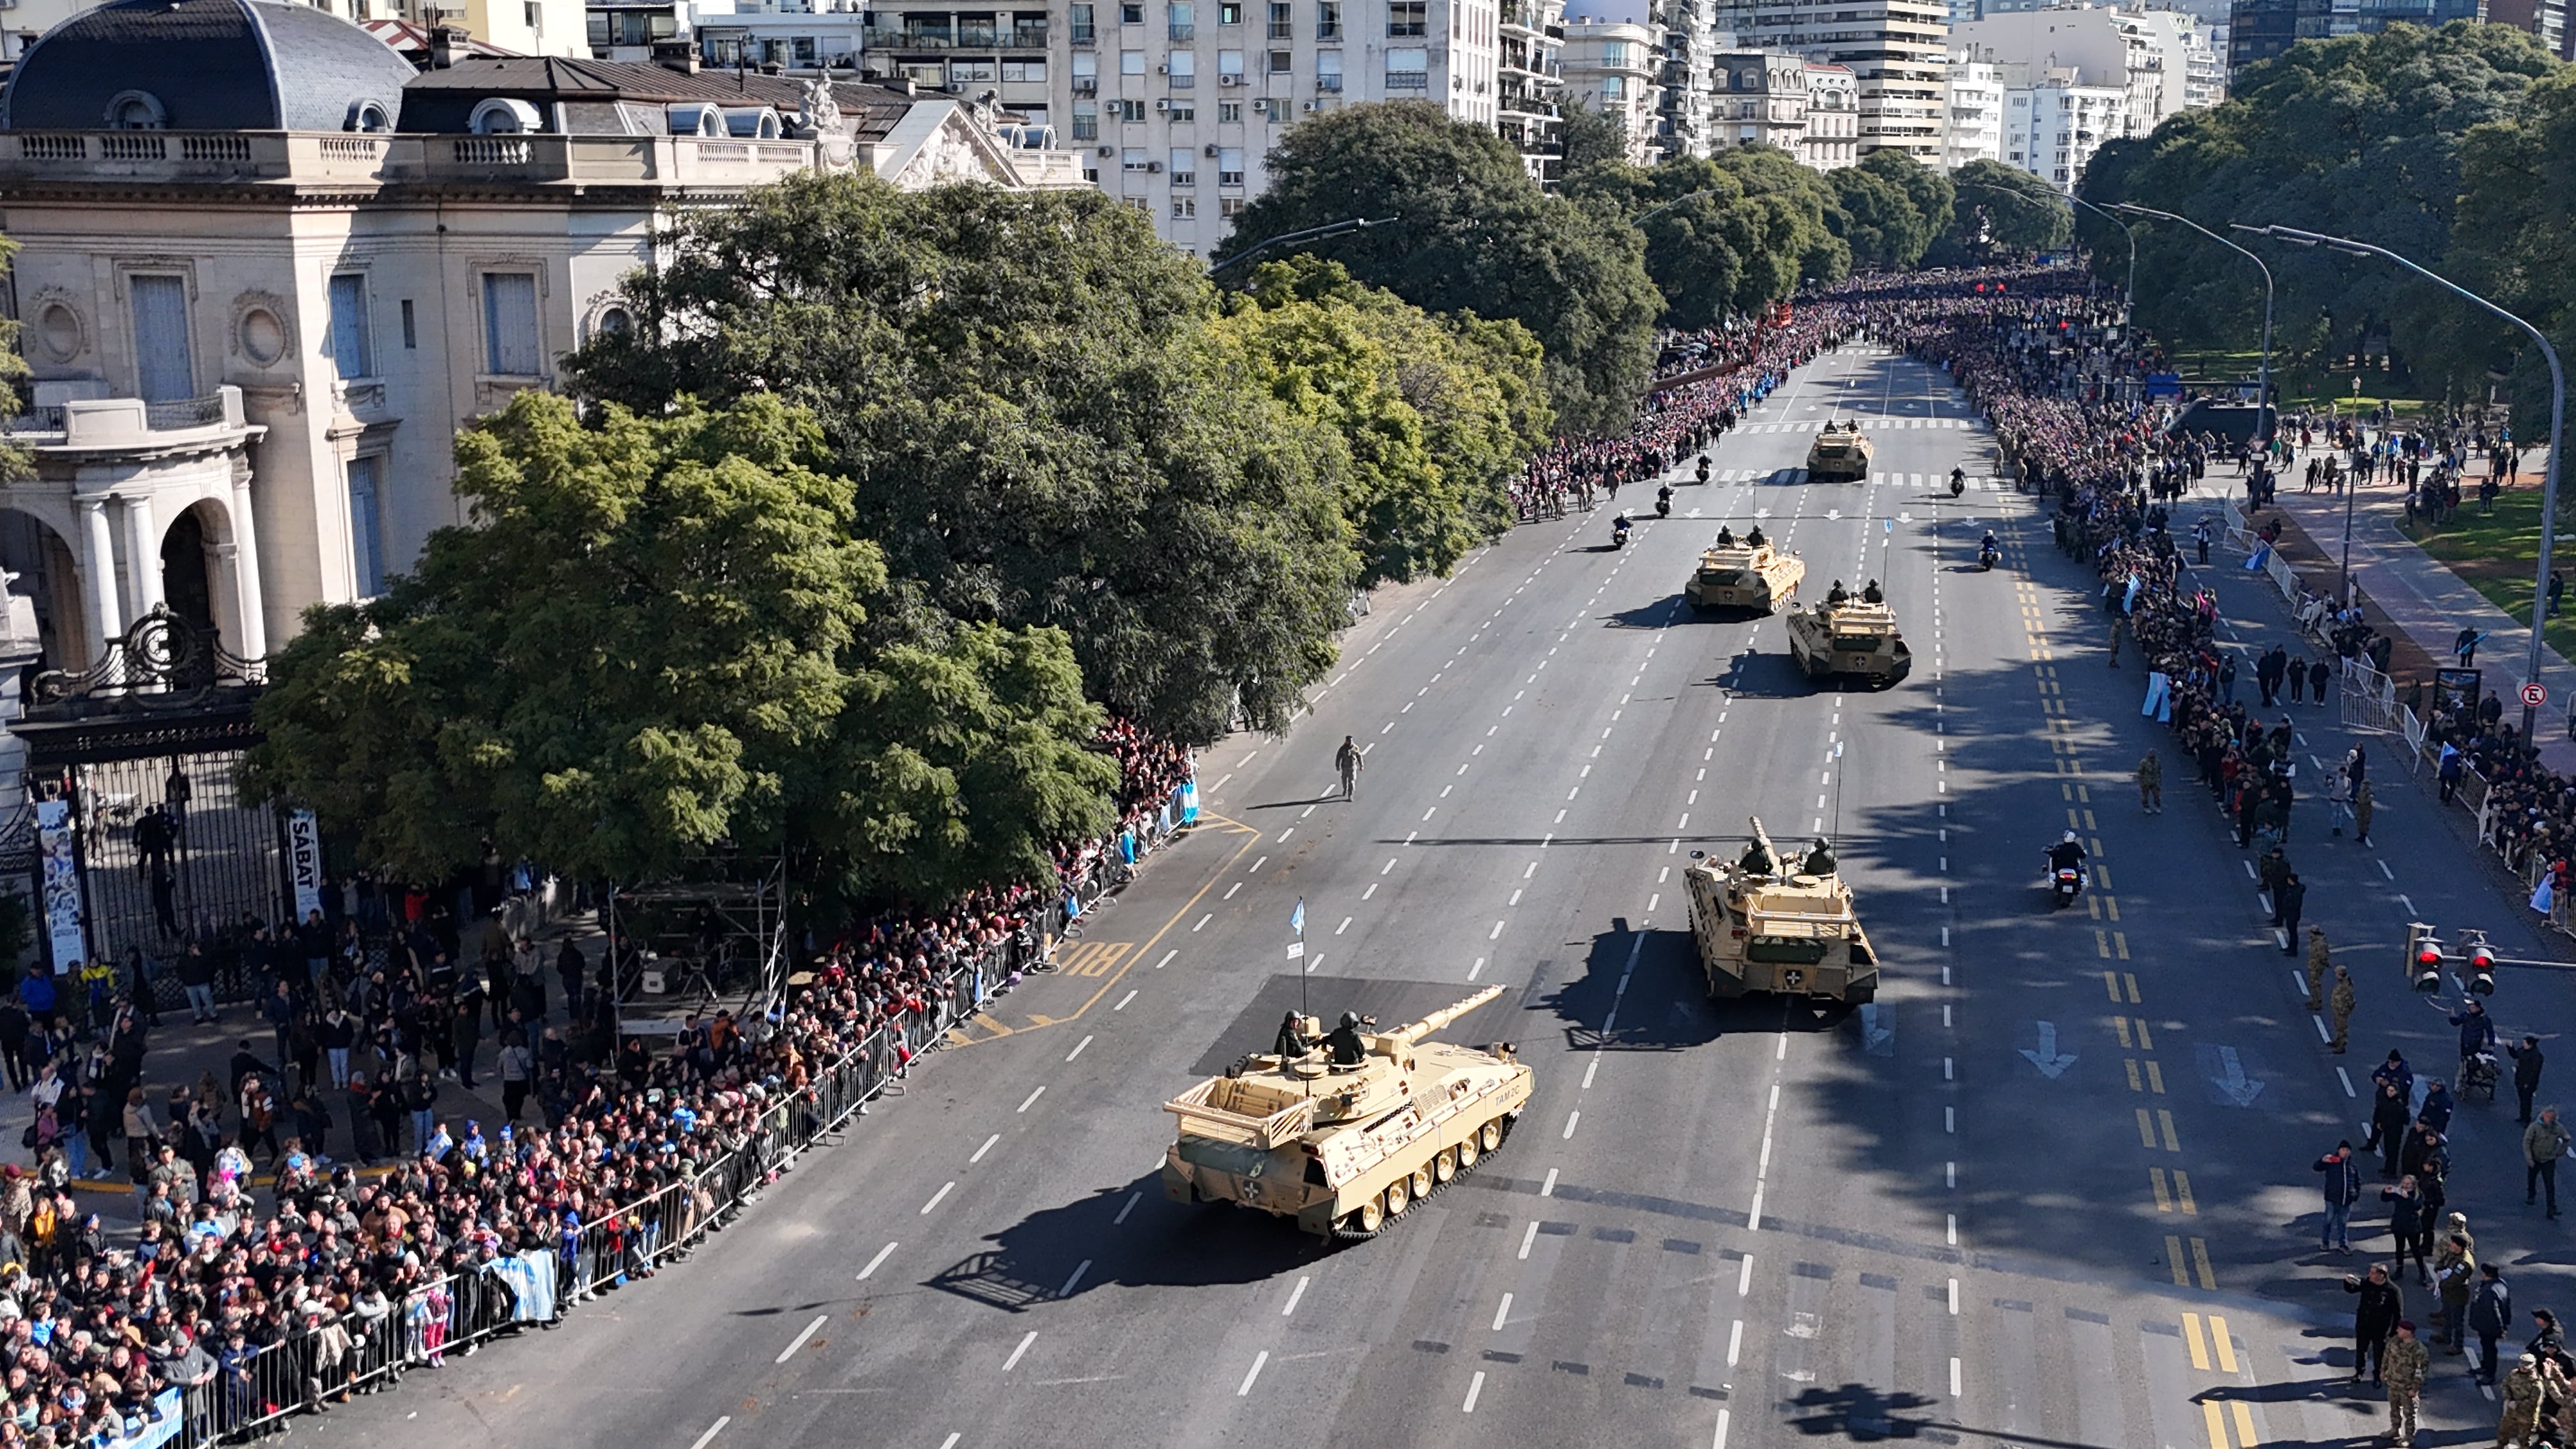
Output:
[1535, 924, 1845, 1055]
[924, 1170, 1325, 1312]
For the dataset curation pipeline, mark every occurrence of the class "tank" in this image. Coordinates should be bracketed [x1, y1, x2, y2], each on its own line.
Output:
[1783, 588, 1912, 687]
[1805, 422, 1874, 482]
[1685, 533, 1806, 614]
[1683, 816, 1879, 1005]
[1161, 985, 1531, 1241]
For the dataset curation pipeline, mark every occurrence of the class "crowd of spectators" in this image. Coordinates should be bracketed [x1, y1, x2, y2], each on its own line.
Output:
[0, 717, 1195, 1445]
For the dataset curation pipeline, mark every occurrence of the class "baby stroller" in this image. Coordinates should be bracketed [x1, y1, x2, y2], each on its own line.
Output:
[2461, 1048, 2501, 1104]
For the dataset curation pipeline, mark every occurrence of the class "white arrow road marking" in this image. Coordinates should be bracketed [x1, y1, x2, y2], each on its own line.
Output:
[2020, 1021, 2077, 1078]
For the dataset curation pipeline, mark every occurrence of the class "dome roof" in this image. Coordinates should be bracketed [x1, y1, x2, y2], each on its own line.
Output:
[3, 0, 417, 134]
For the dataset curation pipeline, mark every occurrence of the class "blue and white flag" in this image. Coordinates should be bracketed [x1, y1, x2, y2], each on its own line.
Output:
[1289, 900, 1305, 935]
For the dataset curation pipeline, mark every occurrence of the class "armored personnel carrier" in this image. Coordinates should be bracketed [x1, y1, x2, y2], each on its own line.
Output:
[1161, 985, 1530, 1240]
[1806, 421, 1873, 482]
[1784, 583, 1912, 687]
[1685, 529, 1805, 614]
[1683, 817, 1878, 1006]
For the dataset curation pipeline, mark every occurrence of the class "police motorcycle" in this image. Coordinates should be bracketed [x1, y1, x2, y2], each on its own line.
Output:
[2044, 832, 2088, 908]
[1696, 454, 1712, 484]
[1949, 466, 1967, 498]
[1612, 512, 1633, 550]
[1655, 484, 1673, 519]
[1978, 530, 2000, 572]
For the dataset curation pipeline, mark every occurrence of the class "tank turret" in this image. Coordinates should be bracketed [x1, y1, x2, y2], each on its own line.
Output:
[1162, 984, 1531, 1240]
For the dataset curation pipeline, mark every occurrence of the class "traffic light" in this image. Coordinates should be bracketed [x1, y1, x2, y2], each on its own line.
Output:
[2405, 923, 2444, 991]
[2465, 934, 2497, 995]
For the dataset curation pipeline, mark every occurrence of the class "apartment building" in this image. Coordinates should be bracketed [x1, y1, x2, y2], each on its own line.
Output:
[2000, 66, 2121, 187]
[1941, 48, 2004, 167]
[2224, 0, 2485, 73]
[1561, 13, 1666, 160]
[1706, 46, 1807, 154]
[1654, 0, 1723, 157]
[1801, 61, 1857, 167]
[1709, 0, 1951, 162]
[0, 0, 591, 57]
[1500, 0, 1569, 178]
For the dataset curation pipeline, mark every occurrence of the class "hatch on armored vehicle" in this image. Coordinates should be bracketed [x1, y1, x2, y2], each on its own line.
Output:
[1685, 528, 1805, 615]
[1161, 986, 1531, 1241]
[1806, 421, 1873, 482]
[1783, 583, 1912, 687]
[1683, 817, 1878, 1006]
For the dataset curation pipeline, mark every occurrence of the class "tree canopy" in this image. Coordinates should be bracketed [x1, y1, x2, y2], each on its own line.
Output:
[2080, 21, 2553, 404]
[1561, 147, 1845, 329]
[1945, 158, 2073, 258]
[568, 172, 1357, 742]
[1216, 100, 1661, 436]
[243, 393, 1119, 899]
[1213, 257, 1551, 586]
[1828, 149, 1955, 272]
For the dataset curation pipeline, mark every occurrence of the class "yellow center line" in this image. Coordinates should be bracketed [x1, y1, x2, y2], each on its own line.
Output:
[2113, 1017, 2133, 1048]
[2126, 972, 2142, 1003]
[2174, 1169, 2199, 1216]
[2146, 1060, 2166, 1094]
[2103, 896, 2122, 923]
[2231, 1400, 2259, 1445]
[2182, 1311, 2211, 1370]
[2209, 1314, 2239, 1373]
[2115, 931, 2131, 960]
[2135, 1017, 2154, 1049]
[2136, 1108, 2159, 1149]
[2103, 972, 2124, 1002]
[2151, 1167, 2174, 1212]
[2095, 862, 2115, 889]
[2159, 1109, 2182, 1152]
[2200, 1399, 2230, 1449]
[2165, 1234, 2190, 1287]
[2191, 1238, 2218, 1289]
[2097, 929, 2112, 959]
[2127, 1059, 2145, 1092]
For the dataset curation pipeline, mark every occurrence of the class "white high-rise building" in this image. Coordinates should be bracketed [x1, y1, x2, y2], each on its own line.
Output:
[1710, 0, 1951, 164]
[1998, 66, 2122, 188]
[1950, 4, 2217, 144]
[1561, 14, 1667, 161]
[1942, 49, 2005, 168]
[1801, 61, 1857, 169]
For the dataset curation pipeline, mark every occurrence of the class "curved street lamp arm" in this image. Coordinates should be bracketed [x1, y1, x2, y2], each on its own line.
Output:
[2115, 202, 2274, 442]
[1208, 216, 1387, 278]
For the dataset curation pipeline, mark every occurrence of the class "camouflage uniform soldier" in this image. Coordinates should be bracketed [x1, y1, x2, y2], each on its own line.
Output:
[2330, 966, 2358, 1055]
[2138, 750, 2163, 813]
[2501, 1354, 2543, 1448]
[2307, 926, 2333, 1011]
[2386, 1321, 2429, 1445]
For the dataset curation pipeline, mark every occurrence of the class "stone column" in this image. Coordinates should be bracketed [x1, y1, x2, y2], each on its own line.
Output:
[121, 491, 162, 622]
[227, 475, 267, 663]
[77, 496, 121, 663]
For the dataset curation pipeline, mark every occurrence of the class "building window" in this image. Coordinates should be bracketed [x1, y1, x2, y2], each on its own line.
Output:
[1218, 100, 1242, 122]
[1121, 1, 1143, 21]
[1317, 0, 1340, 37]
[1386, 47, 1427, 89]
[326, 273, 372, 381]
[1123, 146, 1150, 170]
[1117, 98, 1147, 121]
[1003, 58, 1046, 81]
[1388, 0, 1424, 36]
[1168, 100, 1195, 119]
[480, 272, 540, 376]
[126, 274, 193, 403]
[1218, 47, 1244, 78]
[1070, 2, 1096, 41]
[400, 298, 417, 349]
[1124, 196, 1151, 213]
[1220, 1, 1241, 20]
[1123, 48, 1146, 75]
[347, 456, 385, 599]
[1220, 195, 1246, 217]
[1169, 1, 1193, 40]
[1169, 50, 1195, 86]
[1170, 148, 1196, 183]
[1172, 195, 1197, 217]
[1269, 47, 1292, 73]
[1218, 145, 1245, 185]
[1268, 0, 1291, 38]
[1073, 104, 1100, 139]
[1317, 50, 1341, 88]
[103, 90, 167, 130]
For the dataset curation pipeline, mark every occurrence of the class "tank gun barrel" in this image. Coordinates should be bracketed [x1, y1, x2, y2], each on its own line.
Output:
[1746, 815, 1778, 864]
[1378, 984, 1505, 1049]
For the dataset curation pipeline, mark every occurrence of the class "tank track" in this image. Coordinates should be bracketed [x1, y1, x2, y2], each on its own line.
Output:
[1328, 1113, 1518, 1243]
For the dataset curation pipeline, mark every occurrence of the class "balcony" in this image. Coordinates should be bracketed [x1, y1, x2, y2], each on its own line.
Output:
[1, 386, 256, 448]
[1013, 22, 1049, 45]
[1385, 69, 1428, 89]
[1169, 21, 1194, 38]
[0, 130, 820, 190]
[1316, 73, 1343, 91]
[958, 24, 1000, 45]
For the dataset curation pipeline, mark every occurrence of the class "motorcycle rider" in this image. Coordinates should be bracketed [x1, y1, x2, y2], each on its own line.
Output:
[1951, 466, 1967, 496]
[1656, 484, 1673, 518]
[2046, 830, 2089, 889]
[1612, 511, 1634, 547]
[1980, 529, 2000, 568]
[1696, 455, 1712, 483]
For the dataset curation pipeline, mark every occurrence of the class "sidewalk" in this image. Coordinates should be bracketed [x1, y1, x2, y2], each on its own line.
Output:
[2220, 449, 2576, 776]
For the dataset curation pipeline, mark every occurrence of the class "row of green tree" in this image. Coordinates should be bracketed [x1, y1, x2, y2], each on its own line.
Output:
[2080, 20, 2567, 419]
[1220, 102, 2069, 434]
[245, 176, 1551, 900]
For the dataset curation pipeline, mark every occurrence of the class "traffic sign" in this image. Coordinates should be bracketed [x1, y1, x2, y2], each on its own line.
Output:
[2524, 682, 2549, 708]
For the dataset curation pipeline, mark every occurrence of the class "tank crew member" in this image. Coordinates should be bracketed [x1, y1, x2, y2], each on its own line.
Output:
[1738, 837, 1777, 875]
[1802, 838, 1837, 876]
[1716, 526, 1736, 547]
[1275, 1013, 1312, 1059]
[1827, 580, 1850, 606]
[1862, 579, 1885, 604]
[1745, 525, 1768, 548]
[1325, 1011, 1371, 1066]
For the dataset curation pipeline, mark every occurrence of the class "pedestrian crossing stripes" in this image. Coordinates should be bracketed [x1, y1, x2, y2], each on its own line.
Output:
[1735, 418, 1974, 434]
[1699, 469, 2009, 490]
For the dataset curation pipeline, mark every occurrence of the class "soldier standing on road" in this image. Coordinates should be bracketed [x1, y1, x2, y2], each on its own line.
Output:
[2138, 749, 2163, 814]
[2385, 1321, 2430, 1445]
[2307, 926, 2333, 1011]
[2331, 966, 2358, 1055]
[2526, 1108, 2571, 1219]
[2513, 1037, 2547, 1125]
[2500, 1353, 2543, 1448]
[2354, 779, 2375, 847]
[1335, 736, 1362, 800]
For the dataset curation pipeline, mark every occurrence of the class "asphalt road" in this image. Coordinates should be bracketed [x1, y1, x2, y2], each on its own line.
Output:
[327, 346, 2576, 1449]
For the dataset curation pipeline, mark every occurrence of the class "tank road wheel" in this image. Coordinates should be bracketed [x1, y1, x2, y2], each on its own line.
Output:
[1409, 1164, 1435, 1201]
[1457, 1137, 1480, 1170]
[1478, 1120, 1504, 1153]
[1433, 1147, 1459, 1184]
[1353, 1196, 1384, 1234]
[1386, 1176, 1414, 1215]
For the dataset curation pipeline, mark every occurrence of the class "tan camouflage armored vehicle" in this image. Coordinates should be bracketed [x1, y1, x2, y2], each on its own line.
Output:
[1685, 530, 1805, 614]
[1161, 985, 1529, 1240]
[1805, 421, 1873, 482]
[1683, 817, 1879, 1006]
[1784, 583, 1913, 687]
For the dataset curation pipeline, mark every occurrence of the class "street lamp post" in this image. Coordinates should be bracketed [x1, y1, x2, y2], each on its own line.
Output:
[1207, 216, 1386, 279]
[1954, 180, 2138, 313]
[2241, 222, 2568, 744]
[2113, 203, 2274, 450]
